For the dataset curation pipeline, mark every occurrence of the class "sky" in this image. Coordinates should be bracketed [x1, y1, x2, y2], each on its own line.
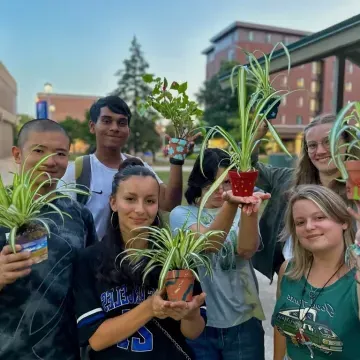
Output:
[1, 0, 360, 117]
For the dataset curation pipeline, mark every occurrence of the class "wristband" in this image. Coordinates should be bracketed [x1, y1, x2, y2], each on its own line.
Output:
[169, 157, 184, 165]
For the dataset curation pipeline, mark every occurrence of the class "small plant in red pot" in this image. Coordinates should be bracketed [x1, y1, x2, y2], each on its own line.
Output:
[330, 101, 360, 200]
[139, 74, 203, 164]
[120, 226, 224, 301]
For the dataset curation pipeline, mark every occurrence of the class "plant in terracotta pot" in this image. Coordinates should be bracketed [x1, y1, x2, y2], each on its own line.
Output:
[0, 154, 89, 263]
[120, 225, 224, 302]
[199, 64, 292, 203]
[329, 101, 360, 200]
[139, 74, 203, 164]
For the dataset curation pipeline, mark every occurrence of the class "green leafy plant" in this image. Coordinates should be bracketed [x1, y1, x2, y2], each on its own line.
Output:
[329, 101, 360, 180]
[0, 153, 89, 252]
[139, 74, 203, 139]
[120, 225, 224, 290]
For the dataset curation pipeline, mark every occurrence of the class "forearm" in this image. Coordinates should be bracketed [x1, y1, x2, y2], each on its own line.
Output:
[159, 164, 183, 212]
[273, 327, 286, 360]
[180, 309, 205, 340]
[237, 211, 259, 258]
[89, 298, 153, 351]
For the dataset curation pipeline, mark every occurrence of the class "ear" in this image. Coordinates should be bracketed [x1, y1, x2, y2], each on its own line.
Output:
[89, 121, 96, 135]
[12, 146, 22, 165]
[342, 223, 349, 230]
[110, 195, 117, 212]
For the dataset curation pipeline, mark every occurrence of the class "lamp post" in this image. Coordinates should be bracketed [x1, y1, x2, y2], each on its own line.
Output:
[44, 83, 55, 119]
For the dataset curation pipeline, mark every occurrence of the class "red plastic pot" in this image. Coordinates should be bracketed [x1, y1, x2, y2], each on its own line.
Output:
[165, 270, 195, 302]
[345, 160, 360, 200]
[228, 170, 259, 196]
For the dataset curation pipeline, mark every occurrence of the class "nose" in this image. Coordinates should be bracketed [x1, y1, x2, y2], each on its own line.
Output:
[315, 143, 328, 155]
[305, 219, 316, 231]
[109, 121, 120, 132]
[134, 201, 145, 214]
[43, 154, 56, 167]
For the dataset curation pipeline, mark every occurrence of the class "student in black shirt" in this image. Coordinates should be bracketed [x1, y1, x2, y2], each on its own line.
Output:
[74, 158, 206, 360]
[0, 119, 97, 360]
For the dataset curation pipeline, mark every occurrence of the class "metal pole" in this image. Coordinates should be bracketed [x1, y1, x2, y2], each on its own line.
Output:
[332, 55, 345, 113]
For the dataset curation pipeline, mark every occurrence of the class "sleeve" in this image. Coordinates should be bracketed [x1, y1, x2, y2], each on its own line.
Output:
[57, 162, 77, 200]
[73, 248, 105, 346]
[142, 162, 164, 184]
[81, 207, 98, 246]
[0, 228, 7, 249]
[169, 206, 198, 232]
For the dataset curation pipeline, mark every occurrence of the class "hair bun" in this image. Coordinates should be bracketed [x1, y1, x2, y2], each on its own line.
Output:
[118, 157, 144, 171]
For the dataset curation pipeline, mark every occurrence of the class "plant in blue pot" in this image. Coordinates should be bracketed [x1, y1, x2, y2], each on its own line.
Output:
[139, 74, 203, 165]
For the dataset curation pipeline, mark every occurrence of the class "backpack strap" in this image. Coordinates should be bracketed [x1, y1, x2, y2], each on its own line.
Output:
[75, 155, 91, 204]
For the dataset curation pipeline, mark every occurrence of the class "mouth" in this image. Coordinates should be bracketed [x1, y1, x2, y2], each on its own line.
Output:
[131, 218, 147, 224]
[315, 156, 331, 163]
[306, 234, 323, 240]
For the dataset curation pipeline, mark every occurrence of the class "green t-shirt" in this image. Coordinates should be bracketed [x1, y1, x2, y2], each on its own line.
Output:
[272, 266, 360, 359]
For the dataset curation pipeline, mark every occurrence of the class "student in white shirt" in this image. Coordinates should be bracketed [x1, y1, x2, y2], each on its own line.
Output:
[60, 96, 189, 240]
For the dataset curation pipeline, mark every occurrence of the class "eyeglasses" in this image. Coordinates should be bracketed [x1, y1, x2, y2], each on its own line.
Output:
[306, 137, 330, 154]
[203, 179, 232, 192]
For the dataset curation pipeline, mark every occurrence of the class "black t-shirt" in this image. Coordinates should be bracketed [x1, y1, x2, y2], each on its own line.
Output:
[74, 242, 205, 360]
[0, 197, 98, 360]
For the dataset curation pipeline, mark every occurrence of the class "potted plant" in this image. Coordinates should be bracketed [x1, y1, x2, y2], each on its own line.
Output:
[330, 101, 360, 200]
[139, 74, 203, 164]
[0, 154, 89, 263]
[121, 225, 224, 302]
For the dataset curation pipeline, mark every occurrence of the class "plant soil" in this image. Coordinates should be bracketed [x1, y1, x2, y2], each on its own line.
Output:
[16, 222, 47, 245]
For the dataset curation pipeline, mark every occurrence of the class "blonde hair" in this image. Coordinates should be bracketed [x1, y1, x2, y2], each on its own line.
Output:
[282, 185, 354, 280]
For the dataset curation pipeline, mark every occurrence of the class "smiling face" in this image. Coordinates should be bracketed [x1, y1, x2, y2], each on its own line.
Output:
[110, 175, 159, 236]
[90, 106, 130, 150]
[292, 199, 348, 254]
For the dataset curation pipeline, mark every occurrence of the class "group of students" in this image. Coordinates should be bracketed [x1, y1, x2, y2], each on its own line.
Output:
[1, 95, 360, 360]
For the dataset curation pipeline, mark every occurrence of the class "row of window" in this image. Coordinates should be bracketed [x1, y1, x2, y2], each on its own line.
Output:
[280, 115, 304, 125]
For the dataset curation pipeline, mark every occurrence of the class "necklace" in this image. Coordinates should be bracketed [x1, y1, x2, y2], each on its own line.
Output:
[295, 258, 344, 359]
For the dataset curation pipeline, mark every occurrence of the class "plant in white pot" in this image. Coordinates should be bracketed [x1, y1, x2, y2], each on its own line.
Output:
[0, 154, 89, 263]
[329, 101, 360, 200]
[139, 75, 203, 164]
[121, 225, 224, 302]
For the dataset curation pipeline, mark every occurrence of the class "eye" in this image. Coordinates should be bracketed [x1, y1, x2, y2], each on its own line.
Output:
[295, 221, 304, 226]
[57, 152, 67, 157]
[101, 118, 111, 124]
[316, 216, 325, 220]
[125, 197, 135, 202]
[307, 143, 316, 150]
[33, 149, 43, 153]
[146, 199, 156, 204]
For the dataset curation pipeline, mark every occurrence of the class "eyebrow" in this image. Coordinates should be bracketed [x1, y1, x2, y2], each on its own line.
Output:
[125, 192, 157, 197]
[30, 144, 68, 152]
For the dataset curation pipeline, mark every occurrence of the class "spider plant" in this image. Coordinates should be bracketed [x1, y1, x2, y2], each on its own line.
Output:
[329, 101, 360, 180]
[0, 153, 89, 253]
[120, 225, 224, 290]
[139, 74, 203, 139]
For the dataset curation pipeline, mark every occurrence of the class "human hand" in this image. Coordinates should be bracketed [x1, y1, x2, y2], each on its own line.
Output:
[222, 191, 271, 215]
[254, 121, 269, 140]
[162, 292, 206, 321]
[0, 245, 33, 290]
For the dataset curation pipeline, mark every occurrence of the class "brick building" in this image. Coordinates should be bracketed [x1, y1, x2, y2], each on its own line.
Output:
[202, 21, 360, 153]
[36, 92, 99, 123]
[0, 62, 17, 158]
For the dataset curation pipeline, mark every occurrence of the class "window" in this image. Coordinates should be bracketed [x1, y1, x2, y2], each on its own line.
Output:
[282, 97, 287, 106]
[281, 115, 286, 124]
[310, 99, 319, 112]
[297, 78, 305, 88]
[297, 97, 304, 108]
[248, 31, 254, 41]
[228, 48, 235, 61]
[312, 62, 321, 75]
[233, 31, 239, 42]
[282, 76, 288, 87]
[266, 34, 272, 43]
[296, 115, 303, 125]
[348, 63, 354, 74]
[284, 36, 290, 45]
[345, 82, 353, 92]
[311, 81, 319, 93]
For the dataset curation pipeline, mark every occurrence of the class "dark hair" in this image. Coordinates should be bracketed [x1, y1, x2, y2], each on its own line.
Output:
[185, 148, 230, 205]
[17, 119, 70, 149]
[96, 157, 162, 289]
[90, 96, 132, 124]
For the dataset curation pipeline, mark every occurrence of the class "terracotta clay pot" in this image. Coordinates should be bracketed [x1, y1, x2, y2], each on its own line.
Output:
[165, 269, 195, 302]
[345, 160, 360, 200]
[17, 223, 48, 264]
[228, 170, 259, 196]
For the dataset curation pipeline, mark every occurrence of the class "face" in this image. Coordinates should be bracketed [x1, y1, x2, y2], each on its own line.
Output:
[12, 131, 69, 188]
[292, 199, 347, 254]
[110, 175, 159, 234]
[90, 106, 130, 150]
[305, 123, 345, 173]
[201, 168, 232, 209]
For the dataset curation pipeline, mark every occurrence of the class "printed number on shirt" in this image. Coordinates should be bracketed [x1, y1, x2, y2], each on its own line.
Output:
[117, 310, 153, 352]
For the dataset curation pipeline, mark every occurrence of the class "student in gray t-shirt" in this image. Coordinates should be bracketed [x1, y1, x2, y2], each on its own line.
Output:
[169, 149, 269, 360]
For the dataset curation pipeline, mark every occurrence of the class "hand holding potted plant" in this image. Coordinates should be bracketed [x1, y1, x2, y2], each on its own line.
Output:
[121, 225, 224, 302]
[0, 154, 89, 263]
[139, 74, 203, 165]
[330, 101, 360, 200]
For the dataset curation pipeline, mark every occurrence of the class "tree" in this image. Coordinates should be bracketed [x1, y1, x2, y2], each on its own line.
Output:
[112, 36, 161, 155]
[16, 114, 33, 133]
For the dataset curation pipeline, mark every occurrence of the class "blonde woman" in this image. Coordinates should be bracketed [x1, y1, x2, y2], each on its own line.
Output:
[273, 185, 360, 360]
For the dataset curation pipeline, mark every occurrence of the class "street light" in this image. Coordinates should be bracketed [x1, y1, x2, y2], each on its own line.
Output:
[44, 83, 53, 93]
[44, 83, 54, 119]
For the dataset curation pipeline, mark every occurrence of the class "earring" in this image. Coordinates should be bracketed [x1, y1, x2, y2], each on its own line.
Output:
[111, 211, 119, 229]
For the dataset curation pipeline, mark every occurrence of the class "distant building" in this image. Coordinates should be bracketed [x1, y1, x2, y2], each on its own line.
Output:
[0, 62, 17, 158]
[202, 21, 360, 153]
[36, 92, 99, 123]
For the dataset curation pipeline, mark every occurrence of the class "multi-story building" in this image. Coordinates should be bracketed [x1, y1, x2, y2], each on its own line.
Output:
[36, 91, 99, 123]
[0, 62, 17, 158]
[202, 21, 360, 153]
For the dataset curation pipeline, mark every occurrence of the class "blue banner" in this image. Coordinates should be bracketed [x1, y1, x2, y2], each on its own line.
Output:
[36, 100, 48, 119]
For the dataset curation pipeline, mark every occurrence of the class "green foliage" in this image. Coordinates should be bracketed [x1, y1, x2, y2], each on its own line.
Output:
[139, 74, 203, 139]
[60, 115, 96, 147]
[0, 153, 89, 252]
[120, 225, 224, 290]
[16, 114, 33, 133]
[330, 101, 360, 180]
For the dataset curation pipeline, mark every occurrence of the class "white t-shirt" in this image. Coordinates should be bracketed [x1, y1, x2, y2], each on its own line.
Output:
[58, 153, 163, 240]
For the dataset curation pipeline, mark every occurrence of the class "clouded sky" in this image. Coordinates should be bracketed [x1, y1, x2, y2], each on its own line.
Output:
[1, 0, 359, 116]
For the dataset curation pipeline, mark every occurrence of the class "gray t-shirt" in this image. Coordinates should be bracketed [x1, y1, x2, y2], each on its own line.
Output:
[169, 205, 265, 328]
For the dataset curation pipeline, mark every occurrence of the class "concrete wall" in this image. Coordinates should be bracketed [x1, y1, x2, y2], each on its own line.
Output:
[0, 62, 17, 158]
